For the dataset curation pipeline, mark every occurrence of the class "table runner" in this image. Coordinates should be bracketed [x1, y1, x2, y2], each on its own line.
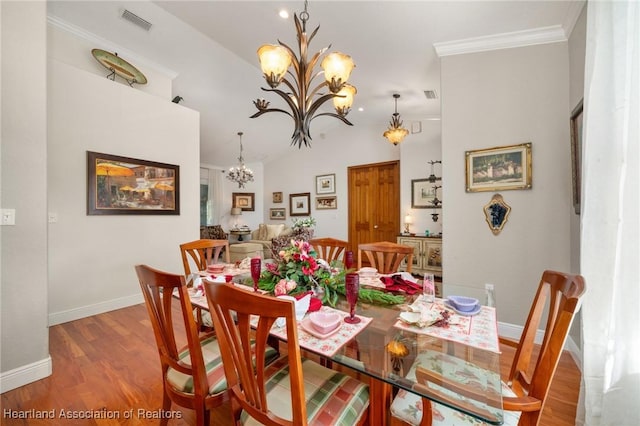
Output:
[394, 296, 500, 353]
[251, 306, 372, 358]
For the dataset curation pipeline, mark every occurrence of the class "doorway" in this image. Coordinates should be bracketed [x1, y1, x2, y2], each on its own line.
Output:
[348, 160, 400, 253]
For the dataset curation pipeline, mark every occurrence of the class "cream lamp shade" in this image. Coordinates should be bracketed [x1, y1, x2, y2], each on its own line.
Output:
[231, 207, 242, 216]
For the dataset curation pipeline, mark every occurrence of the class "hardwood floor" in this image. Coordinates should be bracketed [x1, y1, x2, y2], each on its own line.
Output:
[1, 304, 581, 425]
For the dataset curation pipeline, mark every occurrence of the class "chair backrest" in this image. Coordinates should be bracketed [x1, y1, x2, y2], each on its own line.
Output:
[134, 264, 210, 400]
[204, 282, 306, 425]
[507, 270, 585, 424]
[309, 237, 348, 264]
[357, 241, 414, 274]
[180, 239, 230, 276]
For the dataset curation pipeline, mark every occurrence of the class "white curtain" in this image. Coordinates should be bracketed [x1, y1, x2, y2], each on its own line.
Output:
[201, 167, 224, 225]
[578, 1, 640, 425]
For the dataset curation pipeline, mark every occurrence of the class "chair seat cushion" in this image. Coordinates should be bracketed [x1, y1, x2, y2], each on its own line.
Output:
[167, 336, 279, 396]
[390, 350, 521, 426]
[241, 357, 369, 426]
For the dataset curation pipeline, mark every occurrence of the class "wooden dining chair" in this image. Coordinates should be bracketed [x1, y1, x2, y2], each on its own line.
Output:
[309, 237, 349, 264]
[180, 239, 230, 276]
[203, 281, 371, 426]
[389, 269, 586, 426]
[358, 241, 414, 274]
[134, 264, 228, 426]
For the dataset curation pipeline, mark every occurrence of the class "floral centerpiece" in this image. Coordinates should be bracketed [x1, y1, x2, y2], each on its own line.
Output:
[257, 239, 404, 307]
[292, 217, 316, 230]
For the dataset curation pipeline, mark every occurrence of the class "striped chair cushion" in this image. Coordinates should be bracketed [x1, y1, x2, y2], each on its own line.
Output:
[241, 357, 370, 426]
[390, 350, 521, 426]
[167, 336, 279, 396]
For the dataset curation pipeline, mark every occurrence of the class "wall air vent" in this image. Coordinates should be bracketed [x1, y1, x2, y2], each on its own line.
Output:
[424, 90, 438, 100]
[121, 9, 152, 31]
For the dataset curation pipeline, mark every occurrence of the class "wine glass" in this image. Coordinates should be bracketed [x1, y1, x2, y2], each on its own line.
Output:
[250, 257, 261, 292]
[344, 273, 361, 324]
[344, 250, 354, 270]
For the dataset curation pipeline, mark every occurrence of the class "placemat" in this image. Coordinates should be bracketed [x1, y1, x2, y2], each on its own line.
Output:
[251, 306, 372, 358]
[394, 296, 500, 353]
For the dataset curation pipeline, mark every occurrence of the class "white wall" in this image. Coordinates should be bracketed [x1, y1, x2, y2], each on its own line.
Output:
[47, 59, 200, 325]
[441, 42, 571, 325]
[1, 0, 51, 391]
[263, 121, 405, 240]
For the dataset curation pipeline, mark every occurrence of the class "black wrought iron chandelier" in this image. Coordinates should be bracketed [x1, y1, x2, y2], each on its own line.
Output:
[227, 132, 254, 188]
[383, 93, 409, 145]
[251, 0, 356, 148]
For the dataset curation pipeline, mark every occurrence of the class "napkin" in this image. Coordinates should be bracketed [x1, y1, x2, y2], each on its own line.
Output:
[380, 274, 422, 295]
[295, 291, 322, 312]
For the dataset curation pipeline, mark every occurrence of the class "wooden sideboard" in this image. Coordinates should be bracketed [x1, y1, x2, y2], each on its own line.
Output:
[396, 235, 442, 278]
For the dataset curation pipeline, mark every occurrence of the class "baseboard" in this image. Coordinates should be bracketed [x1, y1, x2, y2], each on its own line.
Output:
[0, 356, 52, 394]
[48, 293, 144, 326]
[498, 321, 582, 371]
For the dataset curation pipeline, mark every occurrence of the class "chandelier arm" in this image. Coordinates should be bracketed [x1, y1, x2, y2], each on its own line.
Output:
[310, 112, 354, 126]
[259, 86, 299, 117]
[305, 75, 331, 107]
[250, 108, 294, 119]
[306, 92, 343, 117]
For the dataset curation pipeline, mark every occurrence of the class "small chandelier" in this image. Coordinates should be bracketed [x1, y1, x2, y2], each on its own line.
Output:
[227, 132, 254, 188]
[383, 93, 409, 145]
[251, 0, 356, 148]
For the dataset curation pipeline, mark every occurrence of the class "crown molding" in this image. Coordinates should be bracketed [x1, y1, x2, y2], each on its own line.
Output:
[47, 14, 178, 79]
[434, 25, 567, 57]
[564, 0, 586, 38]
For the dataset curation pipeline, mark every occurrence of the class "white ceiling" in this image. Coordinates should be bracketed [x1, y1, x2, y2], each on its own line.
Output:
[48, 1, 583, 167]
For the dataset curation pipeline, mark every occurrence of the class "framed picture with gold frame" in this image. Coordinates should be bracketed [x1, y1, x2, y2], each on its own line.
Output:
[269, 208, 286, 220]
[273, 191, 283, 203]
[232, 192, 255, 212]
[465, 143, 532, 192]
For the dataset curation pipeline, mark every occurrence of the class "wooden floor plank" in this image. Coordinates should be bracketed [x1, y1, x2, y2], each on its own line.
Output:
[1, 304, 581, 425]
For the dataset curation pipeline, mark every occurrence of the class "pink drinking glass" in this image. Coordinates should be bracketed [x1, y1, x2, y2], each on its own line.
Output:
[344, 250, 354, 270]
[250, 257, 261, 292]
[344, 273, 361, 324]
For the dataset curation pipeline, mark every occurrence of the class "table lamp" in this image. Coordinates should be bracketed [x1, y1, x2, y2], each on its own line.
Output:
[404, 213, 413, 234]
[230, 207, 242, 230]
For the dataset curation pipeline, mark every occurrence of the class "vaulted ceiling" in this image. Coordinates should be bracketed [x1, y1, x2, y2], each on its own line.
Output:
[48, 1, 583, 167]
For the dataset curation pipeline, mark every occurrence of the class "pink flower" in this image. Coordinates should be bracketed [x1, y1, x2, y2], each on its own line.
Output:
[274, 279, 289, 296]
[285, 280, 297, 292]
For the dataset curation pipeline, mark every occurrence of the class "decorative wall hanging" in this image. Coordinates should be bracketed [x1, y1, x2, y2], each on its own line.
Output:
[289, 192, 311, 216]
[270, 208, 286, 220]
[483, 194, 511, 235]
[232, 192, 255, 212]
[273, 192, 283, 203]
[465, 143, 532, 192]
[87, 151, 178, 215]
[411, 179, 442, 209]
[91, 49, 147, 86]
[570, 99, 583, 214]
[315, 174, 336, 194]
[315, 196, 337, 210]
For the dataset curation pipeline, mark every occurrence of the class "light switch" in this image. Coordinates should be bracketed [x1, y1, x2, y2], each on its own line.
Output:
[1, 209, 16, 225]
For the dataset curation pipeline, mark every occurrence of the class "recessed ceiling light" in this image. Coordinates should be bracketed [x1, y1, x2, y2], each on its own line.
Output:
[358, 107, 364, 112]
[279, 9, 289, 19]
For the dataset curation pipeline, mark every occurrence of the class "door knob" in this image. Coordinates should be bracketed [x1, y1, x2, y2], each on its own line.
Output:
[374, 225, 379, 229]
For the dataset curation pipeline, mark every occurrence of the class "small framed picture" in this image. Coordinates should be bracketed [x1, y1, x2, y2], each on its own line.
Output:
[465, 143, 532, 192]
[269, 208, 286, 220]
[315, 196, 337, 210]
[273, 191, 283, 203]
[232, 192, 255, 212]
[411, 179, 442, 209]
[289, 192, 311, 216]
[315, 173, 336, 194]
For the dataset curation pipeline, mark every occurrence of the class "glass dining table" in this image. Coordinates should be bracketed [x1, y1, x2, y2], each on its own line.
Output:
[190, 273, 504, 426]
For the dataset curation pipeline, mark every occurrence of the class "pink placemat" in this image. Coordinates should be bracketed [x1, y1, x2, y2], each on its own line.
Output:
[394, 297, 500, 353]
[251, 306, 372, 358]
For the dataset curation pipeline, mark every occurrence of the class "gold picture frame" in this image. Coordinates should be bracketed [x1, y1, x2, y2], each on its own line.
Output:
[483, 194, 511, 235]
[273, 191, 283, 203]
[269, 208, 286, 220]
[232, 192, 255, 211]
[465, 143, 532, 192]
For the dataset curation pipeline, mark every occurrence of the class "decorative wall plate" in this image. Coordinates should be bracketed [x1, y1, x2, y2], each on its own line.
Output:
[91, 48, 147, 86]
[483, 193, 511, 235]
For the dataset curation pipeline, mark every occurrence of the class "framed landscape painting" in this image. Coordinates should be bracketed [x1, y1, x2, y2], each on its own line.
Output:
[270, 208, 286, 220]
[411, 179, 442, 209]
[315, 196, 337, 210]
[315, 174, 336, 194]
[465, 143, 532, 192]
[87, 151, 179, 215]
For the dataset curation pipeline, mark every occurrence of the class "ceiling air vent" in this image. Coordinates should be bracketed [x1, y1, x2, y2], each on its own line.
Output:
[121, 9, 152, 31]
[424, 90, 438, 100]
